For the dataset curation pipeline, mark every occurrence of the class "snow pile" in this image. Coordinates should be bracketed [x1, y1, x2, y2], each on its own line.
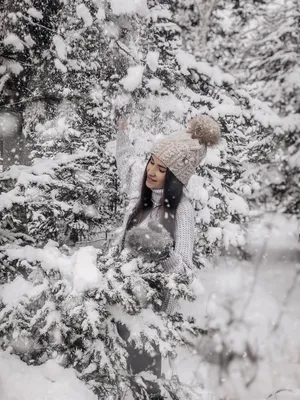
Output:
[0, 352, 97, 400]
[0, 276, 46, 308]
[3, 33, 24, 51]
[96, 7, 105, 20]
[76, 3, 93, 26]
[221, 220, 246, 248]
[146, 78, 162, 91]
[109, 0, 149, 16]
[27, 7, 43, 20]
[205, 226, 222, 244]
[120, 65, 144, 92]
[226, 193, 249, 215]
[4, 244, 101, 294]
[54, 59, 67, 73]
[0, 187, 26, 212]
[176, 50, 235, 86]
[1, 151, 93, 182]
[0, 60, 23, 75]
[24, 34, 35, 47]
[203, 147, 221, 167]
[148, 6, 172, 22]
[146, 51, 159, 72]
[188, 176, 208, 203]
[53, 35, 67, 60]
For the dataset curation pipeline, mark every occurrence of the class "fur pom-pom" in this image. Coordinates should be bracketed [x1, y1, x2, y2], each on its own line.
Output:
[187, 115, 220, 147]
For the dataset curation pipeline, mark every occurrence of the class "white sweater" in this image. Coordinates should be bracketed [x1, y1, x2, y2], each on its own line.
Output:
[116, 130, 195, 313]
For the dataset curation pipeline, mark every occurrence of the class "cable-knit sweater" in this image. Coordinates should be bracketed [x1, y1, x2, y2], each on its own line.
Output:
[116, 130, 195, 314]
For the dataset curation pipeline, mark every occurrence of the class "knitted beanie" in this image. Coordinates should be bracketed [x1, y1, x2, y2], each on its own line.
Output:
[152, 115, 220, 185]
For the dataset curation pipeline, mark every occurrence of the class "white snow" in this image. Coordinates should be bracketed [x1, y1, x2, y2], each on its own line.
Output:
[96, 6, 105, 20]
[1, 276, 34, 308]
[121, 259, 138, 276]
[288, 150, 300, 168]
[187, 175, 208, 204]
[146, 51, 159, 72]
[4, 245, 102, 294]
[146, 78, 162, 91]
[0, 188, 26, 212]
[0, 65, 6, 74]
[281, 112, 300, 132]
[0, 352, 98, 400]
[205, 226, 222, 244]
[1, 151, 93, 184]
[3, 33, 24, 51]
[27, 7, 43, 20]
[202, 147, 221, 167]
[221, 220, 246, 248]
[148, 7, 172, 22]
[76, 3, 93, 26]
[196, 206, 211, 224]
[120, 65, 144, 92]
[24, 34, 35, 47]
[109, 0, 149, 16]
[226, 193, 249, 215]
[72, 247, 102, 292]
[176, 50, 235, 86]
[140, 93, 189, 117]
[285, 66, 300, 88]
[54, 58, 67, 73]
[53, 35, 67, 60]
[210, 104, 242, 119]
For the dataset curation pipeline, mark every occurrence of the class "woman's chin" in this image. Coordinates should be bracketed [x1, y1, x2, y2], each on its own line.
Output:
[146, 179, 157, 189]
[146, 180, 153, 188]
[146, 181, 163, 190]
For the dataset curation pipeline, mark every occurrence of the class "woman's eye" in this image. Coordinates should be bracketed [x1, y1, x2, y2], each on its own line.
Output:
[159, 169, 166, 173]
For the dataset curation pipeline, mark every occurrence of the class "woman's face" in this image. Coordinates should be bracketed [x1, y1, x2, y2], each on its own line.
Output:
[146, 154, 167, 189]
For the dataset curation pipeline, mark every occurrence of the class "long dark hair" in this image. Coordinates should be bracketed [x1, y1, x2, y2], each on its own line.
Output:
[126, 158, 184, 240]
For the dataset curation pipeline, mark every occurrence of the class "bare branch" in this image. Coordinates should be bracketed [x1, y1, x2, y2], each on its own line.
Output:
[272, 268, 300, 332]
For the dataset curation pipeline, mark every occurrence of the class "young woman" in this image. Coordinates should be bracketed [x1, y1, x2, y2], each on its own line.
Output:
[115, 113, 220, 398]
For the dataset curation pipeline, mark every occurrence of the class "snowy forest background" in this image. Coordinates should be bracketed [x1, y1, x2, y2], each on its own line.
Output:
[0, 0, 299, 399]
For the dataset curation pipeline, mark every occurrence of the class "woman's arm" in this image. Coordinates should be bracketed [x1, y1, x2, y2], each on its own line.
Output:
[116, 117, 134, 196]
[115, 117, 143, 200]
[162, 198, 195, 276]
[160, 198, 195, 313]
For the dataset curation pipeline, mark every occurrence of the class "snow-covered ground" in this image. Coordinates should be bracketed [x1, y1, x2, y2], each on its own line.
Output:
[1, 213, 299, 400]
[0, 351, 97, 400]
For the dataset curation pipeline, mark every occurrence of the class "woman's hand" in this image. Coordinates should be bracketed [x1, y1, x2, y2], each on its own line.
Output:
[125, 222, 173, 262]
[117, 116, 128, 131]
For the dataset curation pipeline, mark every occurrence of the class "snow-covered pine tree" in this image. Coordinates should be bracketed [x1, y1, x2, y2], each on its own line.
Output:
[185, 0, 300, 218]
[0, 241, 203, 399]
[0, 0, 124, 246]
[0, 2, 208, 399]
[239, 0, 300, 216]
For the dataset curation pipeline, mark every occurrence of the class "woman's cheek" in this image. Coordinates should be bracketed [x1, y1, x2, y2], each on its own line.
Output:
[160, 172, 166, 184]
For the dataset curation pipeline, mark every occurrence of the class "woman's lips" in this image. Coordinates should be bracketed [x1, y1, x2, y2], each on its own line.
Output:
[147, 176, 156, 183]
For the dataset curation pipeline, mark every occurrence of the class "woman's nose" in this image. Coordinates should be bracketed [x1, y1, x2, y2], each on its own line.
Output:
[148, 165, 156, 176]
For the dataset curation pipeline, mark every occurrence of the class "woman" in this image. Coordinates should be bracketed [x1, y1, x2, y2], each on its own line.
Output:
[115, 113, 220, 398]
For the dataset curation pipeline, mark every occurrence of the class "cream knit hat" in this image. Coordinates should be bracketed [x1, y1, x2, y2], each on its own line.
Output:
[152, 115, 220, 185]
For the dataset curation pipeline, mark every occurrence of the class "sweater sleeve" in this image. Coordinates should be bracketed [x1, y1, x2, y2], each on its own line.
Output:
[116, 130, 144, 201]
[160, 198, 195, 314]
[162, 198, 195, 276]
